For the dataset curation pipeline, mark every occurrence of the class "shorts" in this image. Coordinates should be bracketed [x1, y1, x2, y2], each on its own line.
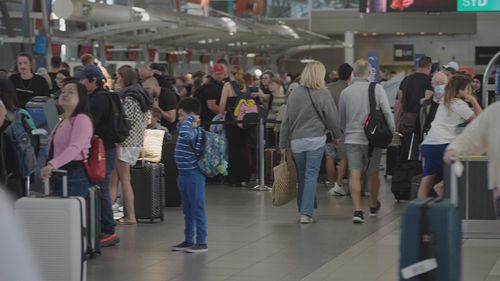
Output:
[118, 146, 142, 166]
[421, 144, 448, 182]
[344, 144, 382, 175]
[325, 143, 346, 160]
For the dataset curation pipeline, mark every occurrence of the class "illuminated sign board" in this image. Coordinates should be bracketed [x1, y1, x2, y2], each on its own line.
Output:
[457, 0, 500, 12]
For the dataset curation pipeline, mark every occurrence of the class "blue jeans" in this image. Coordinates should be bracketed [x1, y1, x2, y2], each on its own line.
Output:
[96, 147, 117, 235]
[293, 146, 325, 217]
[51, 167, 90, 198]
[178, 169, 207, 245]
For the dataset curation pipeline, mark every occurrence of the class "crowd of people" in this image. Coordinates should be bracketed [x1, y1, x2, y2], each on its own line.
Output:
[0, 51, 499, 258]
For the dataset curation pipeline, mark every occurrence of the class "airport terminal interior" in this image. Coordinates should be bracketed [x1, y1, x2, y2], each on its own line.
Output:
[1, 0, 500, 280]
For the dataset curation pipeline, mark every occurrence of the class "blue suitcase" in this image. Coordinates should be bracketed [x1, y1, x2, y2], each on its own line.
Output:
[399, 163, 462, 281]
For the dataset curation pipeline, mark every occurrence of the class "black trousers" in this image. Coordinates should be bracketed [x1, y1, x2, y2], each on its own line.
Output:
[225, 124, 251, 184]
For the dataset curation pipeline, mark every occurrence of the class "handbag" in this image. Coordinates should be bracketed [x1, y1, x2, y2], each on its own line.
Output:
[272, 152, 297, 207]
[84, 135, 106, 183]
[305, 87, 333, 143]
[141, 129, 166, 163]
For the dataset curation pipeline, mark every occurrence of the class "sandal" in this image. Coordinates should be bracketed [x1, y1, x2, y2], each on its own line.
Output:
[116, 218, 137, 225]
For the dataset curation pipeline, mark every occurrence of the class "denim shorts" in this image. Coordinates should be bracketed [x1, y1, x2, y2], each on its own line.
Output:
[344, 144, 382, 175]
[421, 144, 448, 181]
[119, 146, 141, 166]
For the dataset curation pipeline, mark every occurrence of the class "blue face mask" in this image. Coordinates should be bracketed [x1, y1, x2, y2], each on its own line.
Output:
[434, 84, 446, 97]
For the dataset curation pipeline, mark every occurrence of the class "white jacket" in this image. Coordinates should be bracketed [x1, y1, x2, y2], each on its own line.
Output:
[447, 102, 500, 190]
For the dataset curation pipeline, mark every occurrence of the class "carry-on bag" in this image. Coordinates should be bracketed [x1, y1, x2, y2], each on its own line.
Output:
[264, 148, 281, 184]
[87, 185, 101, 258]
[130, 161, 164, 222]
[399, 162, 462, 281]
[15, 170, 87, 281]
[391, 160, 422, 201]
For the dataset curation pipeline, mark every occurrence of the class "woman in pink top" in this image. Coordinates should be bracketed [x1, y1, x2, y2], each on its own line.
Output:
[40, 80, 93, 197]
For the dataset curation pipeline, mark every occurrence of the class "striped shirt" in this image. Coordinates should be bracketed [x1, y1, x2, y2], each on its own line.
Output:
[175, 116, 203, 173]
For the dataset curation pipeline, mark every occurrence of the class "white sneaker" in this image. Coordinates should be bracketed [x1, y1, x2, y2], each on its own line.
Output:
[299, 215, 313, 224]
[328, 183, 346, 196]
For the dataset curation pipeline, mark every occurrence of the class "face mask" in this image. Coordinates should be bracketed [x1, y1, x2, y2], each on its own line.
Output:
[434, 84, 446, 97]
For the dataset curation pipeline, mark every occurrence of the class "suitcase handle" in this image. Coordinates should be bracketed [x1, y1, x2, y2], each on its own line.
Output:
[43, 169, 69, 197]
[450, 161, 464, 208]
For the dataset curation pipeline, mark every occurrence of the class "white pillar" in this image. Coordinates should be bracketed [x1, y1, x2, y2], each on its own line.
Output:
[344, 31, 354, 65]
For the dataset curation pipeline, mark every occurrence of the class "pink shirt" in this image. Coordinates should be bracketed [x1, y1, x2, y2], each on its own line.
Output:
[48, 114, 93, 169]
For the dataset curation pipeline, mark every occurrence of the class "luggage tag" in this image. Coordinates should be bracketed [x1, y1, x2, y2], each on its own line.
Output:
[401, 258, 438, 279]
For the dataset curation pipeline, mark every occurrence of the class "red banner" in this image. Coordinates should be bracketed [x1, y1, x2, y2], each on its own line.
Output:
[127, 50, 138, 61]
[79, 45, 93, 57]
[51, 44, 61, 56]
[200, 54, 210, 64]
[185, 50, 193, 63]
[167, 53, 178, 64]
[148, 48, 156, 62]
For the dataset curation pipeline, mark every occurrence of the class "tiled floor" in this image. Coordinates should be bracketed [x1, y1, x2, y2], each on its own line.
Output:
[88, 177, 500, 281]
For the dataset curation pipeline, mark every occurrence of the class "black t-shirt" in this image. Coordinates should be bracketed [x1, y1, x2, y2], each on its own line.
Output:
[154, 73, 168, 89]
[48, 72, 59, 94]
[198, 79, 223, 126]
[10, 74, 50, 108]
[158, 87, 178, 133]
[89, 88, 115, 148]
[398, 73, 433, 113]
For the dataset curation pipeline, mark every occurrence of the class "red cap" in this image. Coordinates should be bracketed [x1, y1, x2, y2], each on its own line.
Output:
[211, 64, 225, 75]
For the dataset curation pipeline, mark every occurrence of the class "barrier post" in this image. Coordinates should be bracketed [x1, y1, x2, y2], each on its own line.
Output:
[252, 117, 271, 191]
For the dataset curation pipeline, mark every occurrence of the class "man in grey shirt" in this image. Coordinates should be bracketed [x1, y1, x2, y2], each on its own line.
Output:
[340, 59, 395, 223]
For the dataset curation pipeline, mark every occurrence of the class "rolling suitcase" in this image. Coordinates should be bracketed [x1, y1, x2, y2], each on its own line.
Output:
[130, 161, 164, 222]
[385, 145, 399, 177]
[162, 138, 181, 207]
[264, 148, 281, 184]
[391, 160, 422, 201]
[399, 162, 462, 281]
[87, 185, 101, 258]
[15, 170, 87, 281]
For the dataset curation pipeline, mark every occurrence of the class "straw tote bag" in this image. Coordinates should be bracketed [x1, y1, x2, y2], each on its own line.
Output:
[272, 153, 297, 207]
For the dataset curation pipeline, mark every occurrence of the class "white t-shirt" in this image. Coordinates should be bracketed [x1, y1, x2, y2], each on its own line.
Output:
[423, 99, 474, 145]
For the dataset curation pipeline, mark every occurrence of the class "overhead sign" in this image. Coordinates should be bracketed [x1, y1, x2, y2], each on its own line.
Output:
[457, 0, 500, 12]
[475, 46, 500, 65]
[394, 45, 414, 62]
[361, 0, 455, 13]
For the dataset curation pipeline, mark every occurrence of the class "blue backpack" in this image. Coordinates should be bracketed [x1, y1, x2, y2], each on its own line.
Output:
[4, 110, 37, 178]
[190, 129, 228, 177]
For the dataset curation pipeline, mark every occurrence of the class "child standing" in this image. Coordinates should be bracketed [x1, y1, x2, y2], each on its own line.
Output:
[172, 98, 208, 253]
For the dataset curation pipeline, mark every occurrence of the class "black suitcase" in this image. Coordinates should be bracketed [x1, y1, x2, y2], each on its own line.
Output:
[391, 160, 422, 201]
[385, 145, 399, 177]
[87, 185, 101, 258]
[130, 162, 164, 222]
[162, 138, 181, 207]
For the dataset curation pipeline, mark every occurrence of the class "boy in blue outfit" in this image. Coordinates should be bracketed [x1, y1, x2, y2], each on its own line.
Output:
[172, 98, 208, 253]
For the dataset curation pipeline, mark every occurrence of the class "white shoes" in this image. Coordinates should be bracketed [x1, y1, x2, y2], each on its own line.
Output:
[299, 215, 313, 224]
[328, 183, 346, 196]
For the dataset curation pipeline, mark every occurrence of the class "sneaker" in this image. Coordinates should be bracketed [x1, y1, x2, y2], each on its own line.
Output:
[328, 183, 346, 196]
[100, 233, 120, 247]
[369, 200, 382, 217]
[299, 215, 313, 224]
[171, 241, 194, 251]
[241, 181, 248, 187]
[352, 210, 365, 223]
[184, 244, 208, 253]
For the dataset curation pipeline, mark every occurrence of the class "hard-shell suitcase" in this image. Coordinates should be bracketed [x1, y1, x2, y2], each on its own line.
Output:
[399, 162, 462, 281]
[163, 138, 181, 207]
[385, 145, 399, 177]
[14, 170, 87, 281]
[264, 148, 281, 184]
[130, 161, 164, 222]
[391, 160, 422, 201]
[87, 185, 101, 258]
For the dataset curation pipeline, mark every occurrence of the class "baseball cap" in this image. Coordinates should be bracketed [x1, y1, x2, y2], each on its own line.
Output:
[443, 61, 459, 71]
[211, 64, 225, 75]
[149, 63, 166, 73]
[74, 64, 104, 81]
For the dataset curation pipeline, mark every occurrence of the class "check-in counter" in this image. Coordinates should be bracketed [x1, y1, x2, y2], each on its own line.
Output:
[445, 156, 500, 239]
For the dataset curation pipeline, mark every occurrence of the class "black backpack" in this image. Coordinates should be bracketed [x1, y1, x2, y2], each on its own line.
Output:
[106, 92, 131, 143]
[363, 83, 393, 150]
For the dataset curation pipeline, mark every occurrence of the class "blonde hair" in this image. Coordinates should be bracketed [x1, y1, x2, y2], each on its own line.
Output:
[230, 65, 245, 90]
[443, 74, 471, 110]
[300, 61, 326, 89]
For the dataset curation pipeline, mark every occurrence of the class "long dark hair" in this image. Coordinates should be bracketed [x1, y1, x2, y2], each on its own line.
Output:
[62, 80, 91, 119]
[118, 65, 138, 88]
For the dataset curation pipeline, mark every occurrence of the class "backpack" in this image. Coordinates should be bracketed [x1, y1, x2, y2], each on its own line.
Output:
[3, 110, 37, 178]
[363, 83, 393, 151]
[190, 128, 228, 178]
[230, 81, 259, 129]
[106, 92, 131, 143]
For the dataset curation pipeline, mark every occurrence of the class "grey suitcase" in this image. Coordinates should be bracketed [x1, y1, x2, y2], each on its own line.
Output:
[15, 170, 87, 281]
